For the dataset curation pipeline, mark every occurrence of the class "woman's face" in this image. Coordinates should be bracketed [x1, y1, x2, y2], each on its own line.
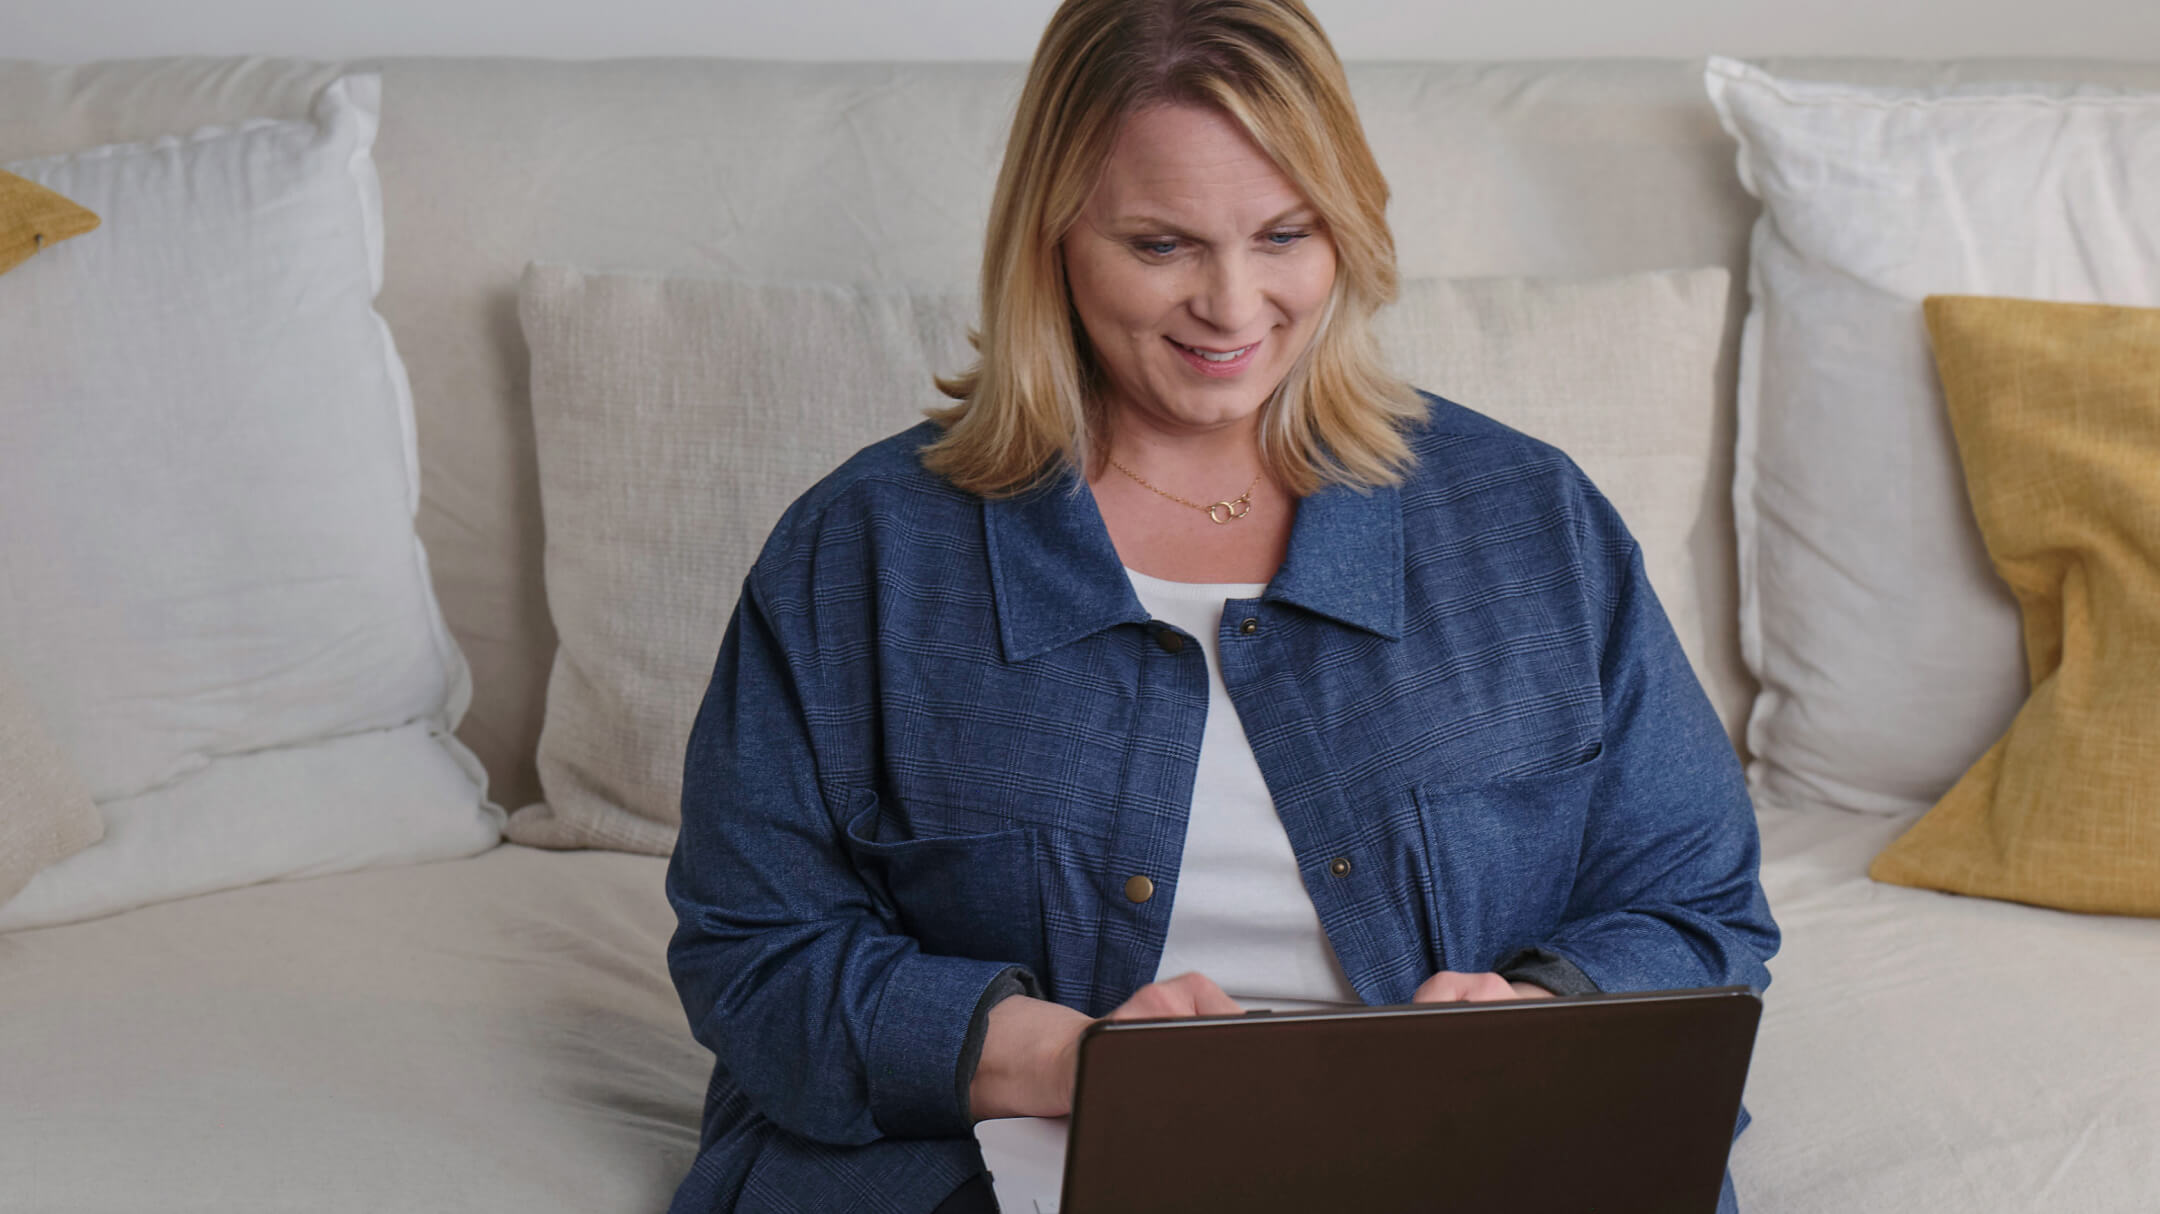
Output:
[1062, 102, 1337, 442]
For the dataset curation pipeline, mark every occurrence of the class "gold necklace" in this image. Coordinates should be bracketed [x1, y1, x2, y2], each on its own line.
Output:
[1106, 458, 1258, 525]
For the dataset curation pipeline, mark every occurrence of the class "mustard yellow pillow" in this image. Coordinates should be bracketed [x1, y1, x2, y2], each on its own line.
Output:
[0, 169, 100, 275]
[1870, 296, 2160, 916]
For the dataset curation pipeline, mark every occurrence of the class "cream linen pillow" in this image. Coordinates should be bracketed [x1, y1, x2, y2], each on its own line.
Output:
[0, 661, 101, 908]
[1870, 296, 2160, 916]
[0, 77, 500, 932]
[1706, 57, 2160, 817]
[514, 264, 1734, 853]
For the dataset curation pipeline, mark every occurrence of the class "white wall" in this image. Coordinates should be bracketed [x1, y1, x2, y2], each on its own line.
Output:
[9, 0, 2159, 63]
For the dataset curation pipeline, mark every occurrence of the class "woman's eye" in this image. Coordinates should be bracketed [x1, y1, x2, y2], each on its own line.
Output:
[1136, 240, 1180, 257]
[1266, 230, 1310, 248]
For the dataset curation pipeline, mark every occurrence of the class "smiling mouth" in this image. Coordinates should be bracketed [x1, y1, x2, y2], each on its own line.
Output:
[1169, 337, 1259, 363]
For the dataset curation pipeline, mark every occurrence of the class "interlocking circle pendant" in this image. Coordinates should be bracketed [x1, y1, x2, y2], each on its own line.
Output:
[1207, 495, 1254, 525]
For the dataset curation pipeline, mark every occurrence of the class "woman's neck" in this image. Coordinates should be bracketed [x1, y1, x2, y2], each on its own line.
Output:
[1088, 412, 1293, 586]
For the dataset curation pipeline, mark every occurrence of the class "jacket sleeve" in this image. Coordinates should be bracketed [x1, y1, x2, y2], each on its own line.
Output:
[665, 567, 1028, 1146]
[1505, 472, 1781, 996]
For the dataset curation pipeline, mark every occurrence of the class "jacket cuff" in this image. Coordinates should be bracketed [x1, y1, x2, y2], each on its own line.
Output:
[1495, 946, 1601, 997]
[954, 966, 1041, 1123]
[866, 952, 1037, 1138]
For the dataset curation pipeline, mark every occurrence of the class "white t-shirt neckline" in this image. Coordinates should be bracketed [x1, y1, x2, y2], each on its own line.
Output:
[1122, 565, 1361, 1011]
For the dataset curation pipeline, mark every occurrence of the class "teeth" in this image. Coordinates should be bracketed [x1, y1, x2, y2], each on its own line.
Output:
[1183, 342, 1252, 362]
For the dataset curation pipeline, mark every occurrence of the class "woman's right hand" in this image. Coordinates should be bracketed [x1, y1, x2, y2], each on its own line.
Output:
[970, 972, 1241, 1121]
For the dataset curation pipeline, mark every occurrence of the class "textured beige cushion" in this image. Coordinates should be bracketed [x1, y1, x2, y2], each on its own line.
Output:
[0, 661, 101, 907]
[515, 264, 1733, 853]
[512, 267, 981, 851]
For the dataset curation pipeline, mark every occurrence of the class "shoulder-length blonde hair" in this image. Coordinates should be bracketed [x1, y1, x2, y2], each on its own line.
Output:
[923, 0, 1423, 499]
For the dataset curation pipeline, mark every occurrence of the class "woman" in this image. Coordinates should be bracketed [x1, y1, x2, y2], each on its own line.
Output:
[665, 2, 1779, 1211]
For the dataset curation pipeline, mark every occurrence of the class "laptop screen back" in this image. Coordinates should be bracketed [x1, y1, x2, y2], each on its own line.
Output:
[1059, 987, 1761, 1214]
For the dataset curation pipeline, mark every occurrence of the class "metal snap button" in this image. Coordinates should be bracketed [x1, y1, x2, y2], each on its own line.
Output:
[1238, 617, 1260, 636]
[1154, 628, 1185, 654]
[1327, 856, 1352, 878]
[1124, 874, 1155, 903]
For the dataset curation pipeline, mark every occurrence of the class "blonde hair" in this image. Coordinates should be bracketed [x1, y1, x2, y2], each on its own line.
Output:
[923, 0, 1423, 498]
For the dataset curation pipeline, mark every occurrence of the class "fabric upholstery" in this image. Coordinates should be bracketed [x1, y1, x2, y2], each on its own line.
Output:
[1870, 296, 2160, 916]
[1707, 57, 2160, 817]
[1730, 802, 2160, 1211]
[516, 266, 1735, 853]
[514, 267, 978, 852]
[0, 167, 96, 273]
[1, 803, 2153, 1213]
[0, 659, 101, 907]
[0, 844, 704, 1212]
[0, 75, 498, 932]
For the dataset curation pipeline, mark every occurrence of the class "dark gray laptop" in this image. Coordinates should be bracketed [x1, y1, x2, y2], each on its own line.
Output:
[1051, 986, 1761, 1214]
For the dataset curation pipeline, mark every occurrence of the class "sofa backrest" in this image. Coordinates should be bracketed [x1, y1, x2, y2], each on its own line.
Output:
[6, 55, 2157, 810]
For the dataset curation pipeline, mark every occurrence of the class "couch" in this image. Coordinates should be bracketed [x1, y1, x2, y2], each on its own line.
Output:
[2, 54, 2157, 1212]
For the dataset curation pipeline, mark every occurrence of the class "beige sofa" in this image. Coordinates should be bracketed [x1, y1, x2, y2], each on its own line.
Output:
[3, 55, 2157, 1212]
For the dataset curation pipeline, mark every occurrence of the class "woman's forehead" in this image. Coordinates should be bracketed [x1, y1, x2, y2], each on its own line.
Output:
[1087, 102, 1311, 226]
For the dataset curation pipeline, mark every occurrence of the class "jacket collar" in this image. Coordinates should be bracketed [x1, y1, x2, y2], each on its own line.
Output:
[984, 463, 1404, 664]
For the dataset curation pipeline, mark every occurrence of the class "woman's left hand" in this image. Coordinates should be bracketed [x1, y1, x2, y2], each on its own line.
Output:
[1411, 971, 1556, 1003]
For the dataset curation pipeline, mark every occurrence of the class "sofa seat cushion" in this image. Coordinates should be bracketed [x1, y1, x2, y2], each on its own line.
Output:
[1733, 800, 2160, 1210]
[4, 804, 2156, 1209]
[0, 844, 703, 1212]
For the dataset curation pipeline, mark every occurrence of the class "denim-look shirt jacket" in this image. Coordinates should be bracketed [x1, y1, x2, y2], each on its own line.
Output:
[666, 394, 1780, 1214]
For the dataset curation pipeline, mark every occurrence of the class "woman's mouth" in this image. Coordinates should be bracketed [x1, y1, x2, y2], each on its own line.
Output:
[1168, 336, 1261, 377]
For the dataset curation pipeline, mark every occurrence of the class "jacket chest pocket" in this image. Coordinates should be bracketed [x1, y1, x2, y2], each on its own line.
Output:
[839, 790, 1048, 978]
[1413, 747, 1602, 972]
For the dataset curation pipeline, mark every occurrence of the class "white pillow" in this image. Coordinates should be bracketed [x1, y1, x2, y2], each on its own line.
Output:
[1706, 57, 2160, 816]
[513, 264, 1736, 853]
[0, 76, 501, 932]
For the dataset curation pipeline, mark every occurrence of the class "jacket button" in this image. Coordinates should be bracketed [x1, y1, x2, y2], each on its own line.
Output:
[1327, 856, 1352, 878]
[1238, 617, 1260, 636]
[1153, 628, 1185, 654]
[1124, 874, 1155, 903]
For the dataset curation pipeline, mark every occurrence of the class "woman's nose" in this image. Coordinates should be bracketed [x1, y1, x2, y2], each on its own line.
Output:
[1188, 253, 1263, 336]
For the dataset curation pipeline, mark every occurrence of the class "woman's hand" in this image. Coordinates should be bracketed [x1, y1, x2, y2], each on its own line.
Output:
[1412, 971, 1556, 1003]
[970, 972, 1242, 1122]
[1104, 970, 1244, 1021]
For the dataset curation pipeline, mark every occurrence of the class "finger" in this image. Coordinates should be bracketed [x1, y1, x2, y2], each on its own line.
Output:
[1461, 972, 1519, 1003]
[1169, 971, 1243, 1016]
[1412, 972, 1473, 1003]
[1108, 982, 1194, 1021]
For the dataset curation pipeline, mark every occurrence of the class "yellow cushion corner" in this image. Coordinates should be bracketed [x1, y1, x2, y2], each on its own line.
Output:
[1871, 294, 2160, 916]
[0, 169, 101, 276]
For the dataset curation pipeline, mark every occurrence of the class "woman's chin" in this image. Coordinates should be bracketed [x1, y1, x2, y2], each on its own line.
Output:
[1123, 381, 1280, 434]
[1138, 401, 1270, 435]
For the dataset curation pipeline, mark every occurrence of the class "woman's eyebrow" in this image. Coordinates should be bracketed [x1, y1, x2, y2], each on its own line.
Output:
[1106, 207, 1320, 236]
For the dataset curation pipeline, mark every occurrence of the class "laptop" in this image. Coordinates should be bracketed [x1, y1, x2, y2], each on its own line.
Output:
[975, 986, 1761, 1214]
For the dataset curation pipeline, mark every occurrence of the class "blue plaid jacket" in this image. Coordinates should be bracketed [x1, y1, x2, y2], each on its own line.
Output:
[666, 394, 1778, 1213]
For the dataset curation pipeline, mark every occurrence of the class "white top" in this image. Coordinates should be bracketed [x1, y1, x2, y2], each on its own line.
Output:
[1125, 567, 1361, 1011]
